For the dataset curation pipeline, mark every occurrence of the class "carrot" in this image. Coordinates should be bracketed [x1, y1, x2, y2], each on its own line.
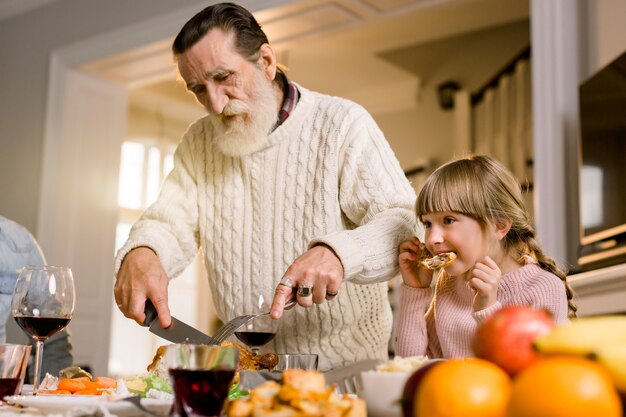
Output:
[39, 389, 72, 395]
[57, 379, 87, 393]
[93, 377, 117, 389]
[81, 380, 103, 390]
[73, 388, 102, 396]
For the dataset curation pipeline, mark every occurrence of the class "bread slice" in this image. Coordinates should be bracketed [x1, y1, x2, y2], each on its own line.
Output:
[419, 252, 456, 270]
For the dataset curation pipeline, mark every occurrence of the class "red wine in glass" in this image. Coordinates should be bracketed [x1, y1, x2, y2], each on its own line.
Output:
[11, 266, 75, 395]
[169, 368, 235, 417]
[234, 331, 276, 347]
[0, 378, 21, 398]
[14, 316, 71, 339]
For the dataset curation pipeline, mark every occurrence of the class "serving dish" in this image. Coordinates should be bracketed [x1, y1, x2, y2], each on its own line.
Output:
[4, 394, 172, 417]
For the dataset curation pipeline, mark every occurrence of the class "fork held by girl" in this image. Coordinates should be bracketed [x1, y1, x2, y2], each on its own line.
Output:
[395, 155, 576, 359]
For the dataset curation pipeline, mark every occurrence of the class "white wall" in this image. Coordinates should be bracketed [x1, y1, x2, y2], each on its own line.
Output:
[587, 0, 626, 73]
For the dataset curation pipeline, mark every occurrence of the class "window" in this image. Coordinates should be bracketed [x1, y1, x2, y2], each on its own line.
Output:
[109, 139, 209, 377]
[115, 140, 175, 249]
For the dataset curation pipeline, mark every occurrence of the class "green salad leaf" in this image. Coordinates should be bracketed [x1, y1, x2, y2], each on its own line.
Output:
[126, 371, 173, 398]
[228, 381, 249, 401]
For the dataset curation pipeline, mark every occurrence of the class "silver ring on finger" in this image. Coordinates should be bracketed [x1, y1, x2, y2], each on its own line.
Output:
[278, 277, 294, 288]
[297, 285, 312, 297]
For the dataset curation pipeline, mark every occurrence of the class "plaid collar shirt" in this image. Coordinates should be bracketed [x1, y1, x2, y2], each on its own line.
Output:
[272, 79, 299, 131]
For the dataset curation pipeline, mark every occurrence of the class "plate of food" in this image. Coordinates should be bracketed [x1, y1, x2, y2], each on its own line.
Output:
[4, 394, 172, 417]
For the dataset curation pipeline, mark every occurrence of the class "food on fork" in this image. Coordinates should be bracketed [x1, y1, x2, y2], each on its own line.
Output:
[419, 252, 456, 270]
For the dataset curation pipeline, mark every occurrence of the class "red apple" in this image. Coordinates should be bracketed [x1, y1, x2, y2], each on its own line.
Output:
[472, 305, 555, 376]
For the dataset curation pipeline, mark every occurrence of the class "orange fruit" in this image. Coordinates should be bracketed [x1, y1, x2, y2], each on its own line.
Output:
[507, 356, 621, 417]
[415, 358, 511, 417]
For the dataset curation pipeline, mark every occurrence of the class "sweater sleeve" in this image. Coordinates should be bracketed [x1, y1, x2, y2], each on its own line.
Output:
[114, 127, 203, 278]
[497, 265, 570, 324]
[472, 301, 504, 323]
[310, 108, 418, 283]
[395, 284, 432, 357]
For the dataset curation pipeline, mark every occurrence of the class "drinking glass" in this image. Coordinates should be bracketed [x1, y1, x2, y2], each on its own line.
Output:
[234, 294, 279, 354]
[275, 353, 319, 371]
[166, 344, 239, 417]
[11, 266, 75, 394]
[0, 344, 32, 398]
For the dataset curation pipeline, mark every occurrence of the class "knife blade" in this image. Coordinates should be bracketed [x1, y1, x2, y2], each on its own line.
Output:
[143, 299, 219, 345]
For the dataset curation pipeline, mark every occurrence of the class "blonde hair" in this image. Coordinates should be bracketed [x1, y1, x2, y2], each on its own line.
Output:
[416, 155, 577, 318]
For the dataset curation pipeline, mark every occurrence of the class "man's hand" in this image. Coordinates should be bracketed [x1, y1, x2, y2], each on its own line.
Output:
[468, 256, 502, 311]
[114, 247, 171, 328]
[398, 236, 433, 288]
[270, 245, 343, 319]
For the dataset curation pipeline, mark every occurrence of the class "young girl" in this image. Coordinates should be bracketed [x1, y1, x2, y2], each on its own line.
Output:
[395, 155, 576, 358]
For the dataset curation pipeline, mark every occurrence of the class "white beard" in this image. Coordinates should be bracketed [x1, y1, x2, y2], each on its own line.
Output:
[209, 69, 279, 157]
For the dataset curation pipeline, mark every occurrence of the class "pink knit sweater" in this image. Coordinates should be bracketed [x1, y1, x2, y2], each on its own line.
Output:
[395, 264, 569, 358]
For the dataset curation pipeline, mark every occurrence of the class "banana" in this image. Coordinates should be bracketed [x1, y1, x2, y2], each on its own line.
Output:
[533, 315, 626, 355]
[593, 344, 626, 393]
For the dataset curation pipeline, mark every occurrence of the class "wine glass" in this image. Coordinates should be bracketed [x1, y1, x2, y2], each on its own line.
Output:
[11, 265, 75, 394]
[234, 294, 279, 354]
[166, 344, 239, 417]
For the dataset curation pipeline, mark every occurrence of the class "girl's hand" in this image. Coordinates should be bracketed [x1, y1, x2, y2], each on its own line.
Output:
[399, 236, 433, 288]
[468, 256, 502, 311]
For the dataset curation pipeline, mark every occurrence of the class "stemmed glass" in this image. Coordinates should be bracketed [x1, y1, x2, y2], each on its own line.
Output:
[11, 266, 75, 394]
[234, 294, 279, 354]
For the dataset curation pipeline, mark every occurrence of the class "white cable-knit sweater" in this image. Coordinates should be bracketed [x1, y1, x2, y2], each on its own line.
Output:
[114, 85, 417, 371]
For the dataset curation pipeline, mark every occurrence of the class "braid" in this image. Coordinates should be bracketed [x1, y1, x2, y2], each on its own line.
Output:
[524, 235, 578, 318]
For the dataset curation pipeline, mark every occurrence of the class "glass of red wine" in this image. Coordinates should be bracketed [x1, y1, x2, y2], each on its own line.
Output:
[234, 294, 279, 354]
[11, 265, 75, 395]
[166, 344, 239, 417]
[0, 344, 32, 398]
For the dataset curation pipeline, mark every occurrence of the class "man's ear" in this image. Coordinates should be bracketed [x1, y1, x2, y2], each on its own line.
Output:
[258, 43, 277, 80]
[494, 218, 512, 240]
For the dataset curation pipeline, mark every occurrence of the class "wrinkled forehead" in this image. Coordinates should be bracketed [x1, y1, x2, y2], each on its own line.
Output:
[176, 30, 241, 81]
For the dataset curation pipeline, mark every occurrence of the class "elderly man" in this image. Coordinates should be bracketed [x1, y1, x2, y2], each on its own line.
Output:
[114, 2, 417, 371]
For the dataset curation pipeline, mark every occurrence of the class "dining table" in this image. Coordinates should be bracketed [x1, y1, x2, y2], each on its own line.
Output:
[0, 360, 387, 417]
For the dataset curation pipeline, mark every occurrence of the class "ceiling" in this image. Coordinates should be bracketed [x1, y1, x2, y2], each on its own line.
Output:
[0, 0, 56, 21]
[1, 0, 530, 123]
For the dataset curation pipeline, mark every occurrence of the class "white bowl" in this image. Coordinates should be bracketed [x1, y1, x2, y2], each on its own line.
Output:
[360, 370, 410, 417]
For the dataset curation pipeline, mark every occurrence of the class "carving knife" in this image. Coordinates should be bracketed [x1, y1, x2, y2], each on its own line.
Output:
[143, 299, 219, 345]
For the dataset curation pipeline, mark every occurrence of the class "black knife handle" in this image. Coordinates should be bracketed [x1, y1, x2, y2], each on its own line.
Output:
[143, 299, 159, 327]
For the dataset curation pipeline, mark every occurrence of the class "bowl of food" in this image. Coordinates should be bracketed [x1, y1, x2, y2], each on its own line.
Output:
[361, 356, 433, 417]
